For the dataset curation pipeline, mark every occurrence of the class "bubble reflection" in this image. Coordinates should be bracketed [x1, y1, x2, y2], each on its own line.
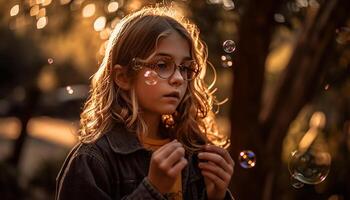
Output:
[223, 40, 236, 53]
[144, 70, 158, 85]
[238, 150, 256, 168]
[290, 176, 304, 189]
[48, 58, 54, 64]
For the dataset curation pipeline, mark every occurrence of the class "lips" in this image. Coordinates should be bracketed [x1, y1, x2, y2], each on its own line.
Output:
[163, 91, 180, 99]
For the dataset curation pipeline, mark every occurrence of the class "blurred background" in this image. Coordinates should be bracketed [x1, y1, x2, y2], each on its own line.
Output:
[0, 0, 349, 199]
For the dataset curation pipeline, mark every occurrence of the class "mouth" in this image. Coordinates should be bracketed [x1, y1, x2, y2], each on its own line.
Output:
[163, 91, 180, 99]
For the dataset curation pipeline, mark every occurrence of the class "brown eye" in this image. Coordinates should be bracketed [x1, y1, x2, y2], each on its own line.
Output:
[155, 60, 167, 69]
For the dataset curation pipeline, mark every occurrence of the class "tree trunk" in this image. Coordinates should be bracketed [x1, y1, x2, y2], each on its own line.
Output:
[229, 0, 350, 199]
[8, 86, 40, 167]
[229, 0, 283, 199]
[260, 0, 350, 198]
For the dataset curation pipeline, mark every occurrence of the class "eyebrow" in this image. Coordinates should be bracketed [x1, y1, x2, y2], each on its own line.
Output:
[153, 52, 192, 61]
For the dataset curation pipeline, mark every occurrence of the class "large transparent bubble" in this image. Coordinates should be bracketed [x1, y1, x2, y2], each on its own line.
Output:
[288, 112, 331, 187]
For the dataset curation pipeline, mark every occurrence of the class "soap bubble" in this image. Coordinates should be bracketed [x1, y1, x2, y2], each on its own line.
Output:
[66, 86, 74, 94]
[144, 70, 158, 85]
[48, 58, 54, 64]
[336, 27, 350, 44]
[288, 111, 331, 185]
[238, 150, 256, 168]
[288, 150, 331, 185]
[324, 84, 330, 91]
[223, 40, 236, 53]
[221, 55, 233, 68]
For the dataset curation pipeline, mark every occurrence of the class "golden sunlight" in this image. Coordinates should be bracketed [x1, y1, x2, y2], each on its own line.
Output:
[42, 0, 52, 7]
[107, 1, 119, 13]
[36, 16, 48, 29]
[0, 117, 21, 139]
[266, 42, 293, 73]
[94, 16, 106, 32]
[82, 3, 96, 18]
[30, 5, 40, 16]
[27, 117, 78, 147]
[10, 4, 19, 17]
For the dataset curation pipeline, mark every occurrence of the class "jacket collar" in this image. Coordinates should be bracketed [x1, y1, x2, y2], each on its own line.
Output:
[105, 124, 145, 154]
[105, 123, 202, 183]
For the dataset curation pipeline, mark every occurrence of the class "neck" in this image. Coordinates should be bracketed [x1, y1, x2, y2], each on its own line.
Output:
[141, 112, 162, 139]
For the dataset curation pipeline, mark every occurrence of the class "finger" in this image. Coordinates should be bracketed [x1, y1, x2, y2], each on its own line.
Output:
[161, 146, 185, 170]
[153, 140, 182, 161]
[201, 170, 226, 189]
[154, 139, 179, 154]
[198, 161, 230, 183]
[167, 157, 188, 178]
[204, 145, 234, 166]
[198, 152, 233, 174]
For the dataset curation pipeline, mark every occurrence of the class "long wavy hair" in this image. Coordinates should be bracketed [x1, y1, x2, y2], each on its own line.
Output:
[78, 5, 228, 152]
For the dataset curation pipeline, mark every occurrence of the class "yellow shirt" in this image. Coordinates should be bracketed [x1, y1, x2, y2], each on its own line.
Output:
[142, 137, 183, 200]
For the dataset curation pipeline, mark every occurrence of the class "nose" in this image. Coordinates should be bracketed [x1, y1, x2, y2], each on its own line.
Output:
[168, 67, 185, 87]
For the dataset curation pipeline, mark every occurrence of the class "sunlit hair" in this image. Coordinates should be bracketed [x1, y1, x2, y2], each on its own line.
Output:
[79, 4, 229, 152]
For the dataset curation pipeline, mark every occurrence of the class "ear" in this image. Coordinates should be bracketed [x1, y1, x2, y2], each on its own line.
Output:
[113, 64, 131, 90]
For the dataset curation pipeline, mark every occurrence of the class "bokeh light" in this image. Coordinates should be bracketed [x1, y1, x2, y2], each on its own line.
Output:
[82, 3, 96, 18]
[94, 16, 107, 32]
[36, 16, 48, 29]
[107, 1, 119, 13]
[30, 5, 40, 16]
[10, 4, 20, 17]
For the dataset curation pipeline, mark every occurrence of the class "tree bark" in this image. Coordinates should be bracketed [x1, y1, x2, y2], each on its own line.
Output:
[260, 0, 350, 198]
[230, 0, 350, 199]
[229, 0, 283, 199]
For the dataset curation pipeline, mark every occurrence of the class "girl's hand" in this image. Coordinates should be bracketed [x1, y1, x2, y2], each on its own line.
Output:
[148, 139, 188, 194]
[198, 145, 234, 200]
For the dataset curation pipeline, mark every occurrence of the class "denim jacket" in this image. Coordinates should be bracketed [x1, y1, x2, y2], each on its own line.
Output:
[55, 124, 234, 200]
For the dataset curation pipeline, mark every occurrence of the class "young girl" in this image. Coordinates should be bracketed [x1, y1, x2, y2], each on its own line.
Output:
[55, 5, 234, 200]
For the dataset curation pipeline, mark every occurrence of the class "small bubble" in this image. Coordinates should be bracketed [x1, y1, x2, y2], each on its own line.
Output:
[221, 55, 233, 68]
[48, 58, 54, 64]
[223, 40, 236, 53]
[288, 150, 331, 185]
[274, 13, 285, 23]
[144, 70, 158, 85]
[336, 27, 350, 44]
[222, 0, 235, 11]
[221, 55, 227, 61]
[238, 150, 256, 168]
[66, 86, 74, 94]
[324, 84, 330, 90]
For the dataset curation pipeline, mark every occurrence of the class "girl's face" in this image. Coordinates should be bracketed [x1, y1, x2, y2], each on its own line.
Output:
[134, 31, 190, 116]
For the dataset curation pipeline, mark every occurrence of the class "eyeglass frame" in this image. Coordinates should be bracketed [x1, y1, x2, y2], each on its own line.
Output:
[130, 57, 200, 81]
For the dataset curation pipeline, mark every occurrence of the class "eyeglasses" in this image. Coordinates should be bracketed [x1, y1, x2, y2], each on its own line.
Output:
[131, 57, 199, 81]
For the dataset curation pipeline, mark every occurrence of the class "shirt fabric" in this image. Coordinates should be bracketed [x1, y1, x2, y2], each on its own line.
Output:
[55, 123, 234, 200]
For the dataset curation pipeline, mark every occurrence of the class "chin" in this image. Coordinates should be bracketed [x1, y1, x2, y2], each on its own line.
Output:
[158, 107, 178, 115]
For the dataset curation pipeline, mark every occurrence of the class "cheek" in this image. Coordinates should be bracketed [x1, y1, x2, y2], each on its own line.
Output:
[134, 75, 160, 104]
[180, 83, 188, 98]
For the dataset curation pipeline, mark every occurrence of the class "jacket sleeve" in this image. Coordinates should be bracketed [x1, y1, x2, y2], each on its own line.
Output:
[56, 151, 167, 200]
[200, 189, 235, 200]
[121, 177, 166, 200]
[55, 152, 113, 200]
